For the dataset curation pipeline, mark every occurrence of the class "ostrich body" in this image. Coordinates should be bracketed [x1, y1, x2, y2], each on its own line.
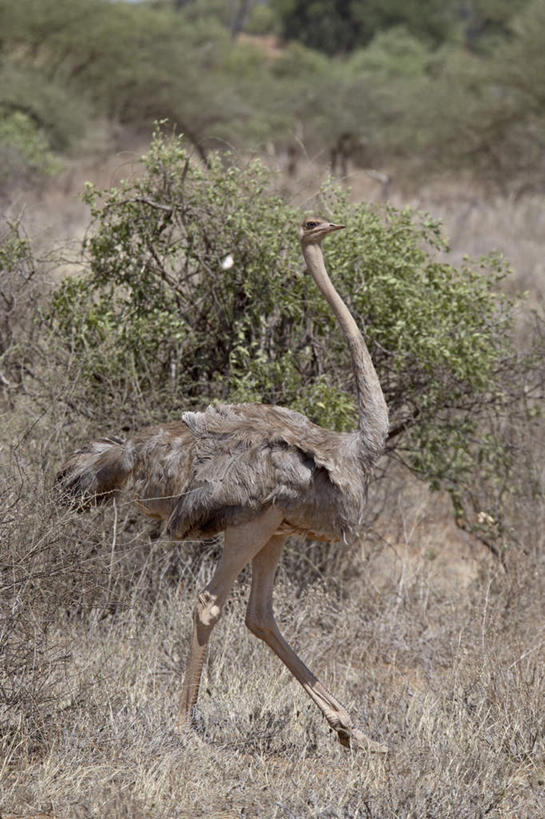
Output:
[59, 217, 389, 752]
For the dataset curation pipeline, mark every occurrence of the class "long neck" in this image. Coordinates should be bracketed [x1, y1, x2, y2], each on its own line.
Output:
[302, 241, 389, 460]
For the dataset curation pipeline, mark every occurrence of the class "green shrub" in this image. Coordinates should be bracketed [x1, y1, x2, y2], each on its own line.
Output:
[49, 128, 542, 547]
[0, 110, 60, 190]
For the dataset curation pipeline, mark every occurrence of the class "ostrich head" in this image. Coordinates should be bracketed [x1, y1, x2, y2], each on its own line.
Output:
[299, 217, 345, 245]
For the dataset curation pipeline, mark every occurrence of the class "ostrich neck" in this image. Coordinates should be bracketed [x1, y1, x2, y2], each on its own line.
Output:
[302, 242, 389, 459]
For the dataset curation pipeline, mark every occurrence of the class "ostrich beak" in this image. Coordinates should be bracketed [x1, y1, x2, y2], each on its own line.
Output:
[327, 223, 345, 232]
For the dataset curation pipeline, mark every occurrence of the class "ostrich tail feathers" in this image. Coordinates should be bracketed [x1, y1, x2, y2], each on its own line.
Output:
[57, 436, 135, 508]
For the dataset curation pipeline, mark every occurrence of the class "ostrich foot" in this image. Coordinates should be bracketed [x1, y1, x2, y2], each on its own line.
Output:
[336, 725, 389, 754]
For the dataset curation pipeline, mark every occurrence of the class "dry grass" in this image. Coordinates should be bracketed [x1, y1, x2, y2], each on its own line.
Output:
[3, 395, 545, 818]
[2, 161, 545, 818]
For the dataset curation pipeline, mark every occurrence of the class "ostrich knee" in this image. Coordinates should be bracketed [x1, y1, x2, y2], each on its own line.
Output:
[194, 590, 223, 641]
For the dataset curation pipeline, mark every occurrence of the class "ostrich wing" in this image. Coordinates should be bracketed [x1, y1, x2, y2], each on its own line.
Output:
[167, 404, 364, 541]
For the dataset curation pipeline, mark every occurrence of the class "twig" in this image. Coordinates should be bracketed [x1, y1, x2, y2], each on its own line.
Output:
[107, 498, 118, 597]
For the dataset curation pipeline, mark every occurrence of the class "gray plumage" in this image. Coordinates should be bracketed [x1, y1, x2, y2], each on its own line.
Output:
[60, 403, 368, 543]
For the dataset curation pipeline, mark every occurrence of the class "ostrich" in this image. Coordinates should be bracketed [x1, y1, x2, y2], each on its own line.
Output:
[59, 217, 389, 753]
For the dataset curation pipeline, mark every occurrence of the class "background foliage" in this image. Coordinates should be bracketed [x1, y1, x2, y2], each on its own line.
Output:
[1, 0, 545, 193]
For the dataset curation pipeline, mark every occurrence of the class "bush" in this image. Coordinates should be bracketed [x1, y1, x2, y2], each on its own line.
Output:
[47, 129, 544, 550]
[0, 221, 45, 386]
[0, 111, 60, 192]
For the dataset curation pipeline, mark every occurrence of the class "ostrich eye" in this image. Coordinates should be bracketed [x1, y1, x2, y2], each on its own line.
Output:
[306, 221, 318, 229]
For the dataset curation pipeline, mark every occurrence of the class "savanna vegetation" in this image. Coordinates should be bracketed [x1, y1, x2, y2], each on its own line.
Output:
[2, 0, 545, 193]
[1, 1, 545, 816]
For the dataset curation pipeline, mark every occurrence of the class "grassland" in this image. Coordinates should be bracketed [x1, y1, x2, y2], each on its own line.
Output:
[1, 157, 544, 818]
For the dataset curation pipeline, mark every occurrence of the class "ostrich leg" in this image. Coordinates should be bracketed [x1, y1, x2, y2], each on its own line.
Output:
[178, 506, 284, 729]
[245, 535, 388, 753]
